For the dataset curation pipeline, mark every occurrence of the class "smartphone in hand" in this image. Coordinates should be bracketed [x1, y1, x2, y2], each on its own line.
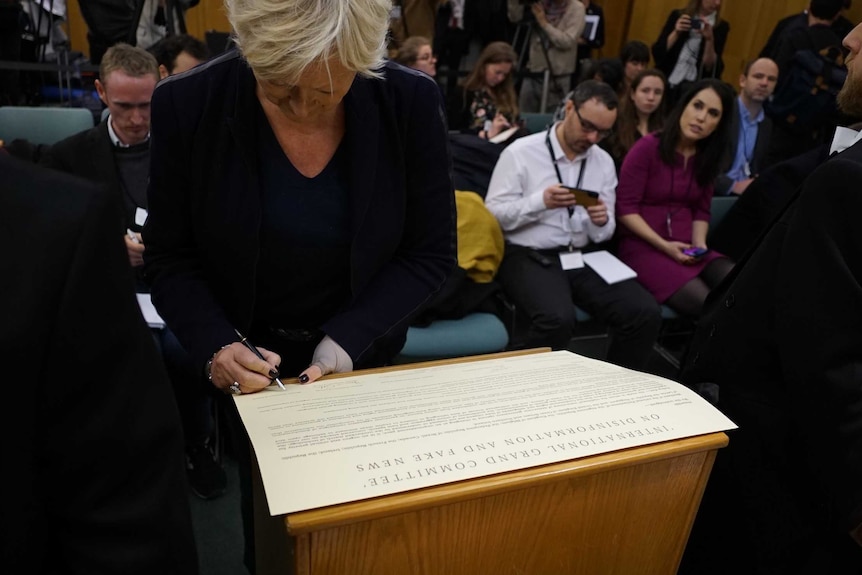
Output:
[564, 187, 600, 207]
[683, 247, 709, 258]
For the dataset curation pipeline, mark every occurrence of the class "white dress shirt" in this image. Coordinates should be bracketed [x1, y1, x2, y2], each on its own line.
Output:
[485, 124, 617, 250]
[830, 126, 862, 156]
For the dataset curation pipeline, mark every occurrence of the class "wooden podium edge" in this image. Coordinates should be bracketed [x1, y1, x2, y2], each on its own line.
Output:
[285, 431, 728, 534]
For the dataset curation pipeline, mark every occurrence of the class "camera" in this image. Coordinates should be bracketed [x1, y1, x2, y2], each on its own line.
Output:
[690, 18, 703, 30]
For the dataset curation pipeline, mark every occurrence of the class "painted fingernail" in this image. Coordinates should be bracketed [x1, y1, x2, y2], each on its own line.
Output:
[269, 368, 279, 378]
[299, 374, 309, 384]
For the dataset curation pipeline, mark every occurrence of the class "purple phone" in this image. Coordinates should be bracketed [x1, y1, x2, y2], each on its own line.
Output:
[683, 247, 709, 258]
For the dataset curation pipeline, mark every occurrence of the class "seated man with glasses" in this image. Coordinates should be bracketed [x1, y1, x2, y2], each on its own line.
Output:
[485, 80, 660, 370]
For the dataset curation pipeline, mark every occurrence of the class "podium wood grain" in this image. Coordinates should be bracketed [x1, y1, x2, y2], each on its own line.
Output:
[252, 351, 727, 575]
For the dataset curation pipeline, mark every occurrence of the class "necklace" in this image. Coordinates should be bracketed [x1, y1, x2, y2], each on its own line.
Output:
[665, 155, 696, 238]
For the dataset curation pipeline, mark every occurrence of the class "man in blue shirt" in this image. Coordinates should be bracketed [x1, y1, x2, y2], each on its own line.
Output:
[715, 57, 779, 195]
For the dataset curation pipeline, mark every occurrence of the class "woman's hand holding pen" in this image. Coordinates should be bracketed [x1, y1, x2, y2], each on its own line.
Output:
[210, 343, 282, 395]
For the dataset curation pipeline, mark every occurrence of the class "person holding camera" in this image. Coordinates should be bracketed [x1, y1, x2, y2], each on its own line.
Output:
[507, 0, 584, 113]
[651, 0, 729, 107]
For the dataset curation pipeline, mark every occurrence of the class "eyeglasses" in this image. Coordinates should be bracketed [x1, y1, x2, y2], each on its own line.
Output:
[575, 105, 613, 140]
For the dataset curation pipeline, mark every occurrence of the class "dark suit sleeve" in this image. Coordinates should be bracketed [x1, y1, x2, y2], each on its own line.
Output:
[594, 6, 605, 49]
[651, 10, 680, 75]
[322, 74, 457, 364]
[1, 160, 196, 573]
[707, 19, 729, 79]
[145, 79, 239, 369]
[38, 137, 73, 173]
[774, 159, 862, 534]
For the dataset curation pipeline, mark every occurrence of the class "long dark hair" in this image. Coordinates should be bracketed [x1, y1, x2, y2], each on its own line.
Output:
[613, 69, 667, 158]
[684, 0, 720, 17]
[462, 42, 519, 118]
[658, 78, 735, 187]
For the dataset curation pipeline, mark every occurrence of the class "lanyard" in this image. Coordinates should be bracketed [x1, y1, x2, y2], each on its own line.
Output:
[545, 125, 587, 217]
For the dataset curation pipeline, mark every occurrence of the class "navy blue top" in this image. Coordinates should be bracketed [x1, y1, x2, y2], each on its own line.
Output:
[253, 103, 352, 330]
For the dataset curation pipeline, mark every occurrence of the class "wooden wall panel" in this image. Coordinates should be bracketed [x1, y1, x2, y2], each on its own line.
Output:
[65, 0, 232, 60]
[719, 0, 808, 78]
[593, 0, 634, 59]
[61, 0, 861, 75]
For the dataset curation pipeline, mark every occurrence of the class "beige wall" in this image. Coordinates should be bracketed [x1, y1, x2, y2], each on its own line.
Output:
[65, 0, 859, 81]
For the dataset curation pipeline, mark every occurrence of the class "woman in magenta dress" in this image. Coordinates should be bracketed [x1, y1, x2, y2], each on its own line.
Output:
[616, 78, 735, 318]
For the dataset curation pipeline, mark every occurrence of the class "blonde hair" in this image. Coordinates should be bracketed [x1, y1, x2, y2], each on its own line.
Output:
[100, 43, 159, 84]
[225, 0, 391, 84]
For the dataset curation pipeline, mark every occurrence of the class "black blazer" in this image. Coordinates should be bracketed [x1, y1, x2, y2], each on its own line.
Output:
[0, 155, 197, 574]
[40, 121, 129, 229]
[652, 9, 729, 82]
[144, 51, 457, 371]
[681, 141, 862, 570]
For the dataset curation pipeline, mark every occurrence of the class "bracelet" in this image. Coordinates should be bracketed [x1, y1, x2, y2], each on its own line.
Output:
[204, 344, 232, 382]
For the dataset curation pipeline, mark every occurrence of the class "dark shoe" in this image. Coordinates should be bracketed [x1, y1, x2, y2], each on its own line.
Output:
[186, 440, 227, 500]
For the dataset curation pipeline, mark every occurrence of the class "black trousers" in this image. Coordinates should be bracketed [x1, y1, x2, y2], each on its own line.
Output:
[497, 244, 661, 370]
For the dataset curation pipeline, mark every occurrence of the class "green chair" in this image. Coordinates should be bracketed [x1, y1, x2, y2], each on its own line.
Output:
[395, 313, 510, 363]
[707, 195, 738, 242]
[0, 106, 95, 145]
[521, 112, 555, 135]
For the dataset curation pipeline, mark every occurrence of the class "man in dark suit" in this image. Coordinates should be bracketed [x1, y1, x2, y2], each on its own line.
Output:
[679, 21, 862, 575]
[41, 42, 227, 500]
[0, 154, 197, 574]
[714, 57, 778, 196]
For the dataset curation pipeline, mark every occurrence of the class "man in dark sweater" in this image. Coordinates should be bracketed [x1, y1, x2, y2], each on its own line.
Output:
[41, 43, 227, 501]
[42, 43, 156, 269]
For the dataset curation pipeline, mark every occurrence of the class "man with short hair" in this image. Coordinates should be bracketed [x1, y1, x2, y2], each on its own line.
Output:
[148, 33, 209, 79]
[41, 43, 227, 501]
[485, 80, 661, 370]
[43, 43, 158, 270]
[715, 57, 779, 195]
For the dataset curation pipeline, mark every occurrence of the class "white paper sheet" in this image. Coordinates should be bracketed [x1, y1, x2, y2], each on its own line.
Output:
[234, 351, 736, 516]
[582, 14, 600, 41]
[583, 250, 637, 284]
[136, 293, 165, 329]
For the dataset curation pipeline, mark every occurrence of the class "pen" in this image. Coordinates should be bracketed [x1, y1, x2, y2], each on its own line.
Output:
[234, 328, 286, 390]
[127, 228, 141, 244]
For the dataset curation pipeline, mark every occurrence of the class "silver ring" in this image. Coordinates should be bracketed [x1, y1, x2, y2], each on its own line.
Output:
[229, 382, 242, 395]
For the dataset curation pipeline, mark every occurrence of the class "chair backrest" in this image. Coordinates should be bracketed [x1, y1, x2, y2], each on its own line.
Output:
[521, 113, 555, 135]
[0, 106, 95, 145]
[709, 196, 737, 229]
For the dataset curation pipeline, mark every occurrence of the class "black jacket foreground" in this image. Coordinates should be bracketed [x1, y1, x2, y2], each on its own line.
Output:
[143, 51, 457, 372]
[0, 155, 197, 574]
[680, 141, 862, 574]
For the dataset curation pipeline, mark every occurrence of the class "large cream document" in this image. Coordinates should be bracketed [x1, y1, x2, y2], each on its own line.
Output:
[234, 350, 736, 516]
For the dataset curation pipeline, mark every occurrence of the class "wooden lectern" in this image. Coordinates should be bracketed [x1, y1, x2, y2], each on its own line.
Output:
[252, 352, 728, 575]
